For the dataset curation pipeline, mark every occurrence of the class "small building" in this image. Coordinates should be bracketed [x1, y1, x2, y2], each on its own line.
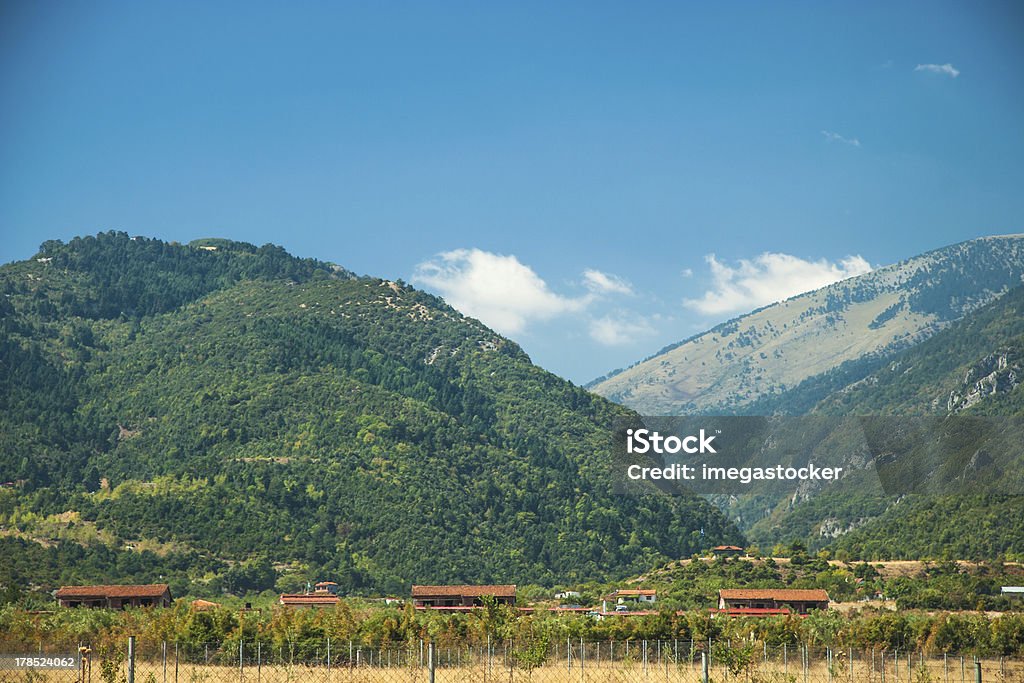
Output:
[412, 585, 516, 608]
[711, 545, 745, 558]
[718, 589, 829, 615]
[57, 584, 172, 609]
[1001, 587, 1024, 597]
[608, 589, 656, 605]
[279, 593, 340, 608]
[555, 590, 581, 600]
[314, 581, 340, 595]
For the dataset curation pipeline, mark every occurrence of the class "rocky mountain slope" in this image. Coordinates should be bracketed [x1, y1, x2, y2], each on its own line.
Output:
[737, 284, 1024, 558]
[589, 235, 1024, 415]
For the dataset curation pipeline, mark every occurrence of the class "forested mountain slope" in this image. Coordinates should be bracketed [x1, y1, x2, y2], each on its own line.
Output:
[739, 284, 1024, 558]
[0, 232, 740, 597]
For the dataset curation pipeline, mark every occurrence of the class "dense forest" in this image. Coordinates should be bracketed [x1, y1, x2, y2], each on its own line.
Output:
[0, 232, 740, 599]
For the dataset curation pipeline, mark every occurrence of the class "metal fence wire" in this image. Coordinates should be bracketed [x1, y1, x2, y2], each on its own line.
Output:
[2, 638, 1022, 683]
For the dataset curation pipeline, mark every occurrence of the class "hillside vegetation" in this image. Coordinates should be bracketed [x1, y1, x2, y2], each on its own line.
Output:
[0, 232, 739, 599]
[739, 285, 1024, 557]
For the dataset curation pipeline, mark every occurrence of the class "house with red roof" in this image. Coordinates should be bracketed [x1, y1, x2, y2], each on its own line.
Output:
[279, 592, 340, 608]
[412, 585, 516, 608]
[717, 589, 829, 615]
[56, 584, 172, 609]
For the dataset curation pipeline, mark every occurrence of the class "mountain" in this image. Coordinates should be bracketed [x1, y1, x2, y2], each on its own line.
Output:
[588, 235, 1024, 415]
[738, 281, 1024, 559]
[588, 235, 1024, 562]
[0, 232, 740, 598]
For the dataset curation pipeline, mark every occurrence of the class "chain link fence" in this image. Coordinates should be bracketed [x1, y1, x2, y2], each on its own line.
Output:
[2, 638, 1022, 683]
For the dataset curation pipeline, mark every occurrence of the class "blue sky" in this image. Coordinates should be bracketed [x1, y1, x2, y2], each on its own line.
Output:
[2, 2, 1022, 383]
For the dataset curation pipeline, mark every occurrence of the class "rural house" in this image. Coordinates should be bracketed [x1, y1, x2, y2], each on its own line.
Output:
[314, 581, 340, 595]
[608, 589, 657, 605]
[412, 585, 516, 608]
[279, 593, 340, 608]
[279, 581, 341, 608]
[718, 589, 829, 614]
[56, 584, 172, 609]
[711, 545, 744, 558]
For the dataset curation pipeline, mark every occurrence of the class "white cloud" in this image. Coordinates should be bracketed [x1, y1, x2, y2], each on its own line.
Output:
[915, 63, 960, 78]
[582, 269, 633, 295]
[822, 130, 861, 147]
[681, 268, 694, 278]
[589, 313, 656, 346]
[684, 252, 873, 316]
[413, 249, 588, 335]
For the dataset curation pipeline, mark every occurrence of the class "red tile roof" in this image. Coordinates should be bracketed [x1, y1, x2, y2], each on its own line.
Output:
[56, 584, 170, 599]
[279, 594, 340, 605]
[612, 589, 657, 596]
[719, 589, 829, 601]
[712, 545, 744, 551]
[411, 585, 516, 598]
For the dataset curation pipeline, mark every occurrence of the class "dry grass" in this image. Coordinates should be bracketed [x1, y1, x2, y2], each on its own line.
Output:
[5, 657, 1024, 683]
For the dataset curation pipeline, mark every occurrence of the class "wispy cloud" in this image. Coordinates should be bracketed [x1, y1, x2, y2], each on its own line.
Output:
[821, 130, 861, 147]
[588, 313, 656, 346]
[684, 252, 873, 316]
[914, 63, 960, 78]
[582, 269, 633, 295]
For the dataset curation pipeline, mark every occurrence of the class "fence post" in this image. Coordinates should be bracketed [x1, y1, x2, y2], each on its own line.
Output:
[174, 642, 179, 683]
[162, 641, 167, 683]
[702, 650, 709, 683]
[127, 636, 136, 683]
[428, 641, 435, 683]
[975, 659, 981, 683]
[256, 642, 261, 683]
[239, 641, 243, 681]
[567, 637, 571, 672]
[581, 637, 585, 674]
